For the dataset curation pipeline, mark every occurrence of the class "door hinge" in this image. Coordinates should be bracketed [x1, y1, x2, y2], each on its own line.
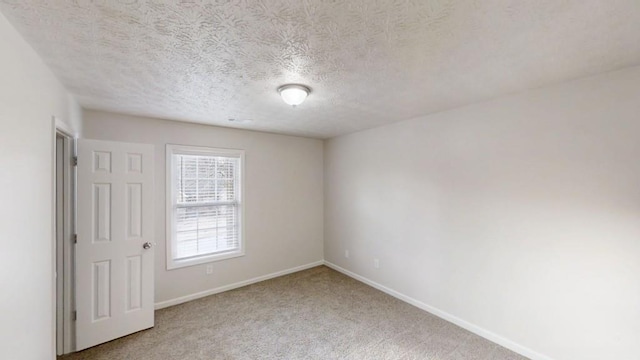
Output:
[72, 156, 78, 166]
[73, 234, 77, 244]
[72, 311, 77, 321]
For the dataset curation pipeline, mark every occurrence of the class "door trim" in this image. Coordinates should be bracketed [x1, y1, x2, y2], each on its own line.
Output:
[52, 116, 77, 356]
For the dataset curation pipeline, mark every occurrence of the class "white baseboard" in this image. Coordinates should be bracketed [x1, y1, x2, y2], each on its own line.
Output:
[323, 261, 552, 360]
[154, 259, 551, 360]
[154, 260, 324, 310]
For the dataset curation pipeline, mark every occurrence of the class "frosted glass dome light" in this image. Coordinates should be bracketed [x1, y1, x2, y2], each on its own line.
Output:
[278, 84, 310, 107]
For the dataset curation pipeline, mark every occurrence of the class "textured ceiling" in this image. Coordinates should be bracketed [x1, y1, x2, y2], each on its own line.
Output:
[1, 1, 640, 138]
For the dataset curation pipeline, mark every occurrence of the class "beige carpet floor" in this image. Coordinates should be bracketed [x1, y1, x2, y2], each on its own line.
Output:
[61, 266, 527, 360]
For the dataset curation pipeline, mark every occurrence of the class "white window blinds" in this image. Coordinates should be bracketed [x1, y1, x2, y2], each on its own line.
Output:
[167, 145, 244, 269]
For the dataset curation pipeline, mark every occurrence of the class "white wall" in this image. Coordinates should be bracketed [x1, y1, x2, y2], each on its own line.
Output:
[0, 11, 81, 360]
[83, 111, 324, 304]
[324, 66, 640, 360]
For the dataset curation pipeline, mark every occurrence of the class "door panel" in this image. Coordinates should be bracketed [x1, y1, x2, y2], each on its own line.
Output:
[76, 139, 154, 351]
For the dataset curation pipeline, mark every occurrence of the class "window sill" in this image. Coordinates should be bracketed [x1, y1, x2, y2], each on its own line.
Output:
[167, 250, 245, 270]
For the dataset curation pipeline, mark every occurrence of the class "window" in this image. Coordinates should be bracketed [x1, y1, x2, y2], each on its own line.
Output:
[166, 145, 244, 269]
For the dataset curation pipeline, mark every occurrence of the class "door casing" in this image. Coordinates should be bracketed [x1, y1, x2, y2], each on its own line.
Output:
[52, 116, 76, 355]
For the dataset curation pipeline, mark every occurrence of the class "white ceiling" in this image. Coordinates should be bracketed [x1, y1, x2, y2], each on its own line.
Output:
[1, 1, 640, 138]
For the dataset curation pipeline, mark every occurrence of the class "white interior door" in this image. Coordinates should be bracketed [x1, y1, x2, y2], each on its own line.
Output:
[76, 139, 155, 351]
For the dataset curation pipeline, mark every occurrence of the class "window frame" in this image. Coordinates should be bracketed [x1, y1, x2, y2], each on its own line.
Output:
[165, 144, 245, 270]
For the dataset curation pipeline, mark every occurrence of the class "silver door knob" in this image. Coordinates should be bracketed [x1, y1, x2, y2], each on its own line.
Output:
[143, 242, 153, 250]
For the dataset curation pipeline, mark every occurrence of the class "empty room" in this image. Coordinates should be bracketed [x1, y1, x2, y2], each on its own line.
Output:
[1, 1, 639, 359]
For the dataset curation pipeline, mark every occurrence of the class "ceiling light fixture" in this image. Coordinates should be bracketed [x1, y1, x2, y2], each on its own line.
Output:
[278, 84, 310, 107]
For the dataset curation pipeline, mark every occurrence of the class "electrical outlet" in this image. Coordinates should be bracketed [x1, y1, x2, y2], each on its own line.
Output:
[345, 250, 350, 259]
[205, 264, 213, 275]
[373, 258, 380, 269]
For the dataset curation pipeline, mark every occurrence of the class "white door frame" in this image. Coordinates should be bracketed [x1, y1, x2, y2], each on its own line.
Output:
[51, 116, 76, 356]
